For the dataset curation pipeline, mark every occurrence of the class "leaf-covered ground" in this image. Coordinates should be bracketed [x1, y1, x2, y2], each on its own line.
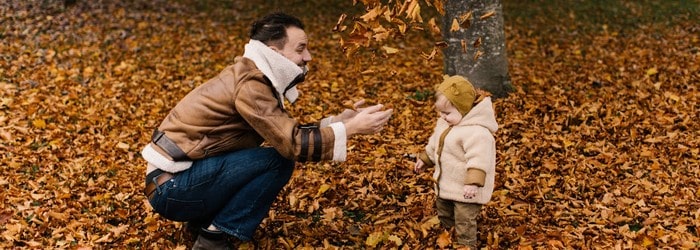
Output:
[1, 0, 698, 249]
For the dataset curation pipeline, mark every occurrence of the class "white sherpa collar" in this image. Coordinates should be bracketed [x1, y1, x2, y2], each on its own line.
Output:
[243, 39, 307, 106]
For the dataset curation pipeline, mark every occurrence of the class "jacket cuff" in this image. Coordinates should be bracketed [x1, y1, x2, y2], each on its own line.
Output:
[141, 143, 193, 173]
[418, 152, 434, 167]
[465, 168, 486, 187]
[329, 122, 347, 161]
[320, 116, 334, 127]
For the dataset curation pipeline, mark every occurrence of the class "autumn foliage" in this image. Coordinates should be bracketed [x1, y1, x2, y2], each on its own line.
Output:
[1, 0, 698, 249]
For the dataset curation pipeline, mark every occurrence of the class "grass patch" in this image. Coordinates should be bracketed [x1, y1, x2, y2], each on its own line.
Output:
[504, 0, 699, 33]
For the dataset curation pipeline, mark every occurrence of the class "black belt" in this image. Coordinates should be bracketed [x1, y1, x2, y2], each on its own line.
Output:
[151, 129, 190, 161]
[143, 169, 175, 200]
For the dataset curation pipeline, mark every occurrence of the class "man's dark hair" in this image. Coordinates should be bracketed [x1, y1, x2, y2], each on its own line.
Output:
[250, 12, 304, 48]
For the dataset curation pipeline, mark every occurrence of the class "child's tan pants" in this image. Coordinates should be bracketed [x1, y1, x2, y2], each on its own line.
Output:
[436, 198, 483, 248]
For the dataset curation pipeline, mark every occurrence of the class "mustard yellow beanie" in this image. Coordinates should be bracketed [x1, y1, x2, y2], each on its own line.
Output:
[436, 75, 476, 116]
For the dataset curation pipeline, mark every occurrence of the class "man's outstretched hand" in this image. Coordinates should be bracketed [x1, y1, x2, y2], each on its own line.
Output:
[344, 103, 393, 136]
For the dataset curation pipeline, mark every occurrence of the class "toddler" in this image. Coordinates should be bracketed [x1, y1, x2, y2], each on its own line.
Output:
[414, 75, 498, 248]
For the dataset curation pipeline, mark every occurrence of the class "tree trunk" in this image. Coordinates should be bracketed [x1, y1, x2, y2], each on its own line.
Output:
[441, 0, 512, 98]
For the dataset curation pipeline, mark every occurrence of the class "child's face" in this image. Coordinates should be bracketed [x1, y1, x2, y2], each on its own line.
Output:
[435, 95, 463, 126]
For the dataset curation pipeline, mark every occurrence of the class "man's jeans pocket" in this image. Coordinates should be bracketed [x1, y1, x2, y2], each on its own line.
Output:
[163, 198, 205, 221]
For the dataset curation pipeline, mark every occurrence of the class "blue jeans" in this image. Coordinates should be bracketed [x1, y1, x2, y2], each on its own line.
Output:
[148, 147, 294, 241]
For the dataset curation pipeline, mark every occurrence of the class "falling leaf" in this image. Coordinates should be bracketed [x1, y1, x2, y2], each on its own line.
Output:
[406, 0, 422, 22]
[333, 13, 347, 32]
[360, 6, 383, 22]
[480, 10, 496, 20]
[460, 11, 473, 29]
[421, 47, 438, 60]
[473, 37, 481, 48]
[428, 18, 441, 35]
[473, 50, 483, 60]
[450, 18, 460, 32]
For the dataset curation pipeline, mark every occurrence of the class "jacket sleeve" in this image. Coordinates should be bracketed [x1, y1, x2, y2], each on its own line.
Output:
[421, 118, 446, 167]
[234, 78, 344, 162]
[462, 127, 495, 186]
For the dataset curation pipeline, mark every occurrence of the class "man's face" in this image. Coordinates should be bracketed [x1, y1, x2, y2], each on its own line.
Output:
[274, 26, 312, 69]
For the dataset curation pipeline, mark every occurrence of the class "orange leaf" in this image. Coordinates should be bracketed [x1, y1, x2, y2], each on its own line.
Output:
[437, 230, 452, 248]
[32, 119, 46, 129]
[450, 18, 460, 32]
[480, 11, 496, 20]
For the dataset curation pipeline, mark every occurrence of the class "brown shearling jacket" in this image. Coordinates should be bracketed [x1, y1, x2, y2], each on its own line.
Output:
[150, 56, 336, 162]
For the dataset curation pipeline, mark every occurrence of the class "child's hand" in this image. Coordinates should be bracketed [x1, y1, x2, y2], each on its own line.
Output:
[463, 185, 478, 199]
[414, 159, 425, 173]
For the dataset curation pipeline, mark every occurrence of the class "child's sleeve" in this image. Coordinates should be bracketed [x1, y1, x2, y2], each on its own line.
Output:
[420, 120, 442, 167]
[418, 152, 434, 167]
[463, 128, 496, 187]
[464, 169, 486, 187]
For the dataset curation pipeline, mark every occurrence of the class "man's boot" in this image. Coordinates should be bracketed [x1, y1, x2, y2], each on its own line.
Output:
[191, 228, 232, 250]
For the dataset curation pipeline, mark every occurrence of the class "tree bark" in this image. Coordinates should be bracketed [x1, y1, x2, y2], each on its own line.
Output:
[441, 0, 512, 98]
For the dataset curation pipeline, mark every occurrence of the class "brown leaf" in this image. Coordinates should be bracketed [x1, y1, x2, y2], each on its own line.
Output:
[460, 11, 473, 29]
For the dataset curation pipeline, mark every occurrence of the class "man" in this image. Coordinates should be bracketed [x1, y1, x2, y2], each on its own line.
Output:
[141, 12, 393, 249]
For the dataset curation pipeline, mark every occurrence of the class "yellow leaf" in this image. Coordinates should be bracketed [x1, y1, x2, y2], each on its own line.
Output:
[420, 216, 440, 237]
[117, 142, 130, 150]
[492, 189, 509, 197]
[365, 231, 385, 247]
[388, 234, 403, 246]
[137, 21, 149, 29]
[374, 147, 387, 156]
[48, 139, 62, 148]
[562, 138, 573, 147]
[646, 67, 658, 76]
[2, 222, 22, 240]
[641, 235, 655, 247]
[32, 119, 46, 129]
[83, 66, 94, 78]
[382, 46, 399, 54]
[288, 193, 298, 208]
[664, 91, 680, 102]
[316, 184, 331, 197]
